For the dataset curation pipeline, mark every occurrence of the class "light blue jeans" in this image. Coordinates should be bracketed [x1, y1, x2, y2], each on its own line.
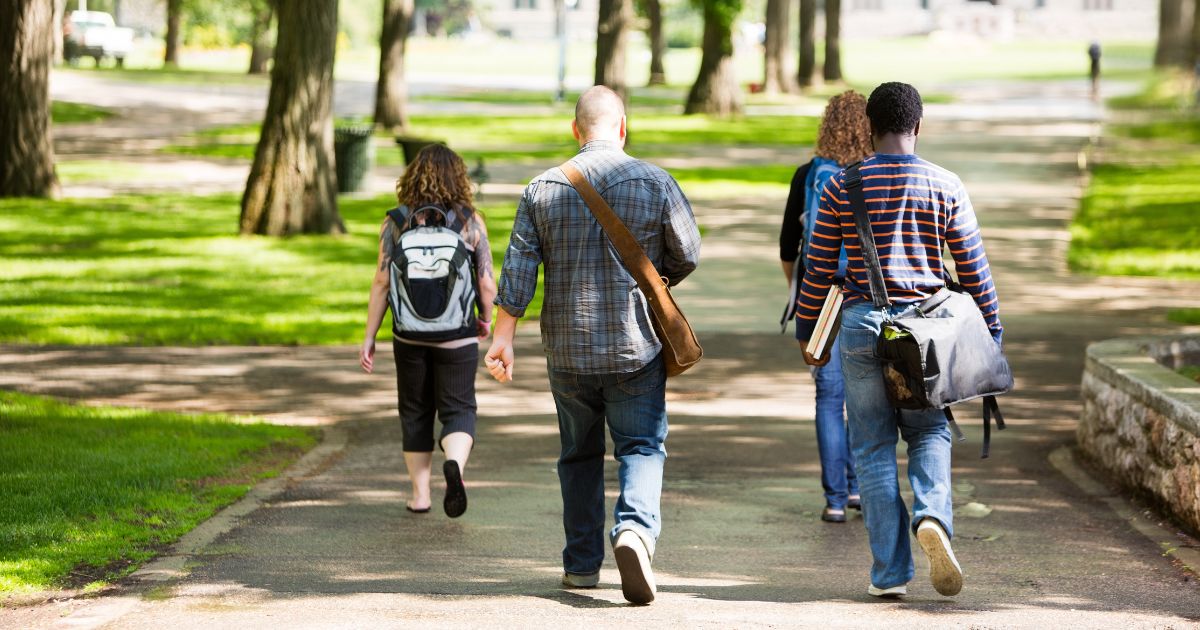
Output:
[811, 337, 858, 509]
[547, 354, 667, 577]
[840, 302, 954, 589]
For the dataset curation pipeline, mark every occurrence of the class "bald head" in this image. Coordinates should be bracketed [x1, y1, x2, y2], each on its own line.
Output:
[573, 86, 626, 144]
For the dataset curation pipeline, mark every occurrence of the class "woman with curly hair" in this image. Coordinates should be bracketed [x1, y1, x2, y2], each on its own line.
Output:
[360, 144, 497, 518]
[778, 91, 873, 523]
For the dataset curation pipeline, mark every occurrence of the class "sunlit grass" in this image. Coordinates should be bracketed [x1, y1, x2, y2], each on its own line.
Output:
[0, 194, 534, 345]
[0, 390, 316, 597]
[50, 101, 114, 124]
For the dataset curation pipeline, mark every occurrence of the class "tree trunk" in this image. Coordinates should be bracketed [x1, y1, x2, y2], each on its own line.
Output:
[164, 0, 181, 66]
[0, 0, 60, 198]
[240, 0, 343, 236]
[763, 0, 793, 93]
[823, 0, 842, 82]
[595, 0, 631, 100]
[1155, 0, 1187, 67]
[684, 0, 743, 116]
[1193, 0, 1200, 66]
[375, 0, 413, 131]
[645, 0, 666, 85]
[247, 0, 274, 75]
[52, 0, 64, 65]
[797, 0, 815, 88]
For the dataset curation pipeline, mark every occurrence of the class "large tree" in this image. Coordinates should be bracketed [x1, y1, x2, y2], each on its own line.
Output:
[684, 0, 743, 116]
[595, 0, 632, 100]
[247, 0, 274, 75]
[1193, 0, 1200, 66]
[763, 0, 793, 93]
[240, 0, 344, 236]
[796, 0, 815, 88]
[375, 0, 414, 131]
[642, 0, 666, 85]
[823, 0, 842, 82]
[1154, 0, 1189, 67]
[164, 0, 182, 66]
[1, 0, 60, 198]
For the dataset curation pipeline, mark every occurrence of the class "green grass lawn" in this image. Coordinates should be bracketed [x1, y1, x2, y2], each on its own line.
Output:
[0, 390, 316, 598]
[1179, 365, 1200, 382]
[0, 194, 532, 345]
[50, 101, 114, 124]
[164, 113, 820, 165]
[1069, 74, 1200, 282]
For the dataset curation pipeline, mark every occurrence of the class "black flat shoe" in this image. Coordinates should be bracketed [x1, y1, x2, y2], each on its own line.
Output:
[406, 504, 430, 514]
[848, 495, 862, 510]
[821, 506, 847, 523]
[443, 460, 467, 518]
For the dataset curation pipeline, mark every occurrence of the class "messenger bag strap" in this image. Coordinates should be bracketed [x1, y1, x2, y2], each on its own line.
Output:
[844, 163, 890, 308]
[560, 161, 667, 295]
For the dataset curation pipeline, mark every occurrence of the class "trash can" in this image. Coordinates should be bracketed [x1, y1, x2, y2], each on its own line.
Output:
[334, 125, 375, 193]
[395, 136, 445, 165]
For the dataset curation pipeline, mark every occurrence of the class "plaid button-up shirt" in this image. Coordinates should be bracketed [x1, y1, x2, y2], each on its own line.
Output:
[495, 140, 701, 375]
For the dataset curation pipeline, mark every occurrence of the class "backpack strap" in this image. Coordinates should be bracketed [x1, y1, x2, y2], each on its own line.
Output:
[980, 395, 1006, 459]
[942, 407, 966, 442]
[844, 163, 890, 308]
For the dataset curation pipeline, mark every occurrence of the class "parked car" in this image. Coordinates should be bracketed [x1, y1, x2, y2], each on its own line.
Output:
[63, 10, 134, 67]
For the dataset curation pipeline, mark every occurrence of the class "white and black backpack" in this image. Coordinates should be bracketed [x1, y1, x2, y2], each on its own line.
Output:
[385, 205, 477, 342]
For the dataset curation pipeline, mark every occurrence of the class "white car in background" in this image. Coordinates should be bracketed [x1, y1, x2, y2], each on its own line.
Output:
[63, 10, 134, 67]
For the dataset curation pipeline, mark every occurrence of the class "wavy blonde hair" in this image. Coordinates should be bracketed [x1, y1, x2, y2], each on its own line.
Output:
[815, 91, 873, 167]
[396, 144, 475, 222]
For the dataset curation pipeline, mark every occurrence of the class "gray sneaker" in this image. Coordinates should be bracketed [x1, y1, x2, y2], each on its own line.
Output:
[562, 571, 600, 589]
[613, 530, 656, 605]
[916, 518, 963, 596]
[867, 583, 907, 598]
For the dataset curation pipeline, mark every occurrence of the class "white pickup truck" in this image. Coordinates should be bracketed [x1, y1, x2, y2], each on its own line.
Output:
[63, 10, 134, 66]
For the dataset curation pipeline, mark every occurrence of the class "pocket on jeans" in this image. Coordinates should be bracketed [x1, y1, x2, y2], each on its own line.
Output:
[839, 329, 879, 381]
[615, 358, 664, 398]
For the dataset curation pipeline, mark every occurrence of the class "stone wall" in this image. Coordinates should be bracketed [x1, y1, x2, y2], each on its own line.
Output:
[1078, 336, 1200, 536]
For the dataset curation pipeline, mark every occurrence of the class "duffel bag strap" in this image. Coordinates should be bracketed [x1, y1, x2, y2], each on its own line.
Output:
[943, 407, 966, 442]
[844, 163, 890, 308]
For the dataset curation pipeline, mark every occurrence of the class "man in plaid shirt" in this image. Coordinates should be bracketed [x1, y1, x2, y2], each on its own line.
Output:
[486, 86, 701, 605]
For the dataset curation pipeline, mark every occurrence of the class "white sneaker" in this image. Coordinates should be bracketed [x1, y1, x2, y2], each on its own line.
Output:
[562, 571, 600, 589]
[916, 518, 963, 596]
[867, 583, 907, 598]
[613, 530, 656, 604]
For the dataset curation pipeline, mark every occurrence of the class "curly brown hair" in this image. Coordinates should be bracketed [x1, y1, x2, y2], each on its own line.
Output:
[815, 91, 873, 167]
[396, 144, 475, 221]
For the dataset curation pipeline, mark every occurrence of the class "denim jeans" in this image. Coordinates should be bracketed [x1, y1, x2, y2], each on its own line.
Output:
[840, 302, 954, 589]
[811, 336, 858, 509]
[547, 354, 667, 576]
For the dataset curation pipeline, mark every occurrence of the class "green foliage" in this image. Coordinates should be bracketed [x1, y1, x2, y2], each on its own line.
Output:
[1178, 365, 1200, 382]
[0, 194, 532, 345]
[50, 101, 114, 124]
[1170, 309, 1200, 325]
[0, 390, 315, 596]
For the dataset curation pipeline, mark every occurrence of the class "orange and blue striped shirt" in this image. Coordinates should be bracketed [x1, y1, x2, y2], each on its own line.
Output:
[795, 153, 1003, 343]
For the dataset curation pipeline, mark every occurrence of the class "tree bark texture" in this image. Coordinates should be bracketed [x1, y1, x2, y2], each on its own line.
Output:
[595, 0, 631, 100]
[645, 0, 666, 85]
[0, 0, 60, 198]
[1193, 0, 1200, 65]
[684, 0, 743, 116]
[240, 0, 344, 236]
[164, 0, 181, 66]
[797, 0, 815, 87]
[52, 0, 64, 64]
[1155, 0, 1188, 67]
[823, 0, 842, 81]
[763, 0, 792, 93]
[375, 0, 414, 130]
[247, 0, 274, 75]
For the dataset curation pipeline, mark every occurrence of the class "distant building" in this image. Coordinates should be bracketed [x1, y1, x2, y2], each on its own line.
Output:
[481, 0, 599, 41]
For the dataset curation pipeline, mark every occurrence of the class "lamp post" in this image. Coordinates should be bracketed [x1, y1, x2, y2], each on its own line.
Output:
[555, 0, 578, 102]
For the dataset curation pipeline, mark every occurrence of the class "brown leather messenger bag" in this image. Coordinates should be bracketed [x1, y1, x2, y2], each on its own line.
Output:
[560, 161, 703, 377]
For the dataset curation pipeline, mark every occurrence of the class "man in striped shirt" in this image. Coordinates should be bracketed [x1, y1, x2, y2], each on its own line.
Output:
[797, 82, 1003, 599]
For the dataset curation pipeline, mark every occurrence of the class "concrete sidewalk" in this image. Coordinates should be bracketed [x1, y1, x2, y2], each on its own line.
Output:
[3, 79, 1199, 627]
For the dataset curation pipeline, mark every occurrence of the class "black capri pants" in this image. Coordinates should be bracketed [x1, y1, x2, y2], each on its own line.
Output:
[392, 339, 479, 452]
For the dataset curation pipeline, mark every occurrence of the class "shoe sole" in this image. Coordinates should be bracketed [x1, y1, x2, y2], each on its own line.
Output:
[867, 584, 906, 598]
[443, 460, 467, 518]
[614, 538, 655, 605]
[917, 524, 963, 596]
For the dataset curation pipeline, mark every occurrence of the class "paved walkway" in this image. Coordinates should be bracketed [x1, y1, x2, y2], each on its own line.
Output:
[4, 78, 1200, 627]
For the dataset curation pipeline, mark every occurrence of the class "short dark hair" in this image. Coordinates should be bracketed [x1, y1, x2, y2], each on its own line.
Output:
[866, 82, 923, 136]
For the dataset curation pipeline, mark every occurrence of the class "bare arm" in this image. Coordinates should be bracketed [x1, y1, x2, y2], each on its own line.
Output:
[470, 215, 498, 339]
[360, 220, 393, 373]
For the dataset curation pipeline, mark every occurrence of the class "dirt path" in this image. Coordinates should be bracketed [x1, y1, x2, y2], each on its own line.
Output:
[4, 78, 1200, 627]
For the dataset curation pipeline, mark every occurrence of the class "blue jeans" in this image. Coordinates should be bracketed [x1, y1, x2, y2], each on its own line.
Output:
[840, 303, 954, 589]
[811, 336, 858, 509]
[547, 354, 667, 576]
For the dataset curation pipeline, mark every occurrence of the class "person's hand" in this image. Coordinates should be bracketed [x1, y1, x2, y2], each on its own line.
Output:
[799, 340, 830, 367]
[477, 319, 491, 341]
[359, 338, 376, 373]
[484, 339, 514, 383]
